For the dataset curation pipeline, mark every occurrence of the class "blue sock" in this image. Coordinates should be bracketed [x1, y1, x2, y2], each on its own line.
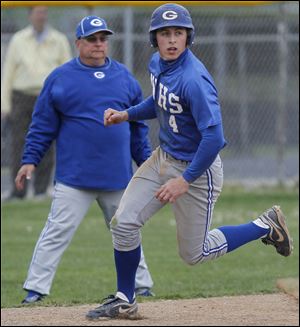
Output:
[114, 245, 141, 303]
[218, 222, 269, 252]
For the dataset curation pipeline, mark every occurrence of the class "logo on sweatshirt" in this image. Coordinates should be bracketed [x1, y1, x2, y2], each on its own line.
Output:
[94, 72, 105, 79]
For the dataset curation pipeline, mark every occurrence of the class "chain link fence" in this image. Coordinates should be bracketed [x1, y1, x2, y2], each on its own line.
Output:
[1, 2, 299, 196]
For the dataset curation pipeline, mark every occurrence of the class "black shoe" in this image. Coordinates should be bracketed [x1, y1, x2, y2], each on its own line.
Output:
[258, 205, 293, 257]
[86, 294, 138, 320]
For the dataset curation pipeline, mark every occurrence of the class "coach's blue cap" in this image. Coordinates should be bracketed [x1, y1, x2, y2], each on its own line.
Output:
[76, 16, 114, 39]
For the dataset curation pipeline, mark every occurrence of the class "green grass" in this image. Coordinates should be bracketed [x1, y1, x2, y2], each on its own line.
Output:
[1, 186, 298, 308]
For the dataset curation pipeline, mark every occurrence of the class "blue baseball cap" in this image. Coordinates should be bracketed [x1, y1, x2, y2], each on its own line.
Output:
[76, 16, 114, 39]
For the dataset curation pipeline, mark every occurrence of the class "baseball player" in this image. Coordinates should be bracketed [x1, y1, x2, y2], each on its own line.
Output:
[15, 16, 154, 304]
[86, 3, 293, 320]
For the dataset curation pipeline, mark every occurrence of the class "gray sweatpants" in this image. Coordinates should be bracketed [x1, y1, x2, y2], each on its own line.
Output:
[112, 147, 227, 265]
[23, 183, 153, 295]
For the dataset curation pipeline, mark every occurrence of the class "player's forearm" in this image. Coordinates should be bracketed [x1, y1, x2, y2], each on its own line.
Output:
[126, 96, 156, 121]
[22, 131, 55, 167]
[183, 124, 227, 183]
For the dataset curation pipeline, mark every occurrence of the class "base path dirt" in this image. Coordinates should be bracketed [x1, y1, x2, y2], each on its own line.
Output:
[1, 293, 299, 326]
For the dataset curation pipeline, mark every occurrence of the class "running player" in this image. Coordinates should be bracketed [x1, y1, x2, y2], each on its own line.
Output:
[86, 4, 293, 320]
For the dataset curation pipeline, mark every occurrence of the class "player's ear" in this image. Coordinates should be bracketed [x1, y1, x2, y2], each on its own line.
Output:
[75, 39, 81, 49]
[186, 29, 194, 47]
[150, 31, 158, 48]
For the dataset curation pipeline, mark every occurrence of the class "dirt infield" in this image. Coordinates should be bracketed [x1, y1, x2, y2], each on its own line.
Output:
[1, 292, 299, 326]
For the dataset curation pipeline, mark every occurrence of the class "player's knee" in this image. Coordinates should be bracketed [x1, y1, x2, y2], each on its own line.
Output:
[179, 251, 200, 266]
[110, 215, 141, 250]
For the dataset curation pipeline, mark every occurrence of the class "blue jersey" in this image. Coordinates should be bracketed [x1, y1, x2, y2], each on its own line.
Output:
[22, 57, 151, 190]
[127, 48, 226, 183]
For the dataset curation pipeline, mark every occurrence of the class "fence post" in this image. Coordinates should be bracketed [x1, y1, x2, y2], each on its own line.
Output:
[123, 7, 133, 72]
[214, 17, 227, 98]
[276, 4, 288, 185]
[238, 42, 250, 153]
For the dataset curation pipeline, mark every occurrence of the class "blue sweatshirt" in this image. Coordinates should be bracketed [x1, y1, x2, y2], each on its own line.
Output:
[22, 57, 151, 190]
[127, 49, 227, 183]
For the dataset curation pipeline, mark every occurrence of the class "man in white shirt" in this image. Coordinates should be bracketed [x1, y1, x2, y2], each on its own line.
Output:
[1, 6, 72, 200]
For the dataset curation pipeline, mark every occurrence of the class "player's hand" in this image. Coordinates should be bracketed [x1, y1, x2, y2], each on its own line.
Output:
[155, 176, 189, 203]
[104, 109, 128, 126]
[15, 164, 36, 191]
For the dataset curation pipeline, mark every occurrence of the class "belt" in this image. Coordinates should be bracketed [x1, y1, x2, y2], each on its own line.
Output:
[165, 152, 190, 165]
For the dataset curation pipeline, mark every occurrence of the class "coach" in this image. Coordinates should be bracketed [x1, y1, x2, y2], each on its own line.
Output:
[15, 15, 154, 304]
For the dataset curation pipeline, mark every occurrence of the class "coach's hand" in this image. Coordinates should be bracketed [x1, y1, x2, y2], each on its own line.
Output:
[104, 109, 128, 126]
[156, 176, 189, 203]
[15, 164, 36, 191]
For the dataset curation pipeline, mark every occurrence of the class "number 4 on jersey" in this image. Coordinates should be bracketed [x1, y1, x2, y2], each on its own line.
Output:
[169, 115, 178, 133]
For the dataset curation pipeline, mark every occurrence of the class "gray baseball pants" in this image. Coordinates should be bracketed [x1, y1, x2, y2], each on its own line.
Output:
[23, 183, 153, 295]
[112, 147, 227, 265]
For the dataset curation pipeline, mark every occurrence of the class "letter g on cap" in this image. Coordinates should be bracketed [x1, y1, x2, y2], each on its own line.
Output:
[90, 18, 103, 26]
[162, 10, 178, 20]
